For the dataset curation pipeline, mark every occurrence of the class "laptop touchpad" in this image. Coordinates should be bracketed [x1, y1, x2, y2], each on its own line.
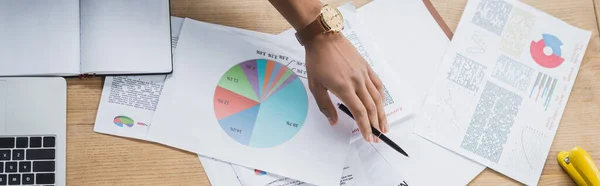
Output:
[0, 81, 6, 134]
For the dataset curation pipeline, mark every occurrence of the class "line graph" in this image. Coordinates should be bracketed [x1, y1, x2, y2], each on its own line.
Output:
[520, 126, 548, 171]
[444, 89, 460, 132]
[521, 128, 534, 170]
[422, 84, 463, 134]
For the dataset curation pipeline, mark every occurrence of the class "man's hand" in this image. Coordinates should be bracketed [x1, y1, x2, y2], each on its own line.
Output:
[304, 33, 388, 143]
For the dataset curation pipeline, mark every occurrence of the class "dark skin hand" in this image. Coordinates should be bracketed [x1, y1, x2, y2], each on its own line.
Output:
[268, 0, 388, 143]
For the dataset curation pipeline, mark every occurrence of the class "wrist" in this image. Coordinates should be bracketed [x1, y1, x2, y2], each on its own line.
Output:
[304, 32, 344, 49]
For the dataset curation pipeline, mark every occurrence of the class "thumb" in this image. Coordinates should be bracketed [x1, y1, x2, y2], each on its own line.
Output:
[309, 83, 338, 125]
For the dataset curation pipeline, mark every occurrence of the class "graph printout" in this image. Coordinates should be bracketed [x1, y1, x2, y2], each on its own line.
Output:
[146, 17, 359, 186]
[413, 0, 592, 185]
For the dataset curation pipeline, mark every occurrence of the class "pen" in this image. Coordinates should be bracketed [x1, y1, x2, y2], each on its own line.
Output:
[337, 103, 409, 157]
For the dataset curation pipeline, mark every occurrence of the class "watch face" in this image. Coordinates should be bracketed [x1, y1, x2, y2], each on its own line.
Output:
[321, 6, 344, 31]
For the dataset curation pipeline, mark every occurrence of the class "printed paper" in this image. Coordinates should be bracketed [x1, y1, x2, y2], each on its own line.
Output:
[413, 0, 592, 185]
[146, 18, 356, 186]
[200, 139, 408, 186]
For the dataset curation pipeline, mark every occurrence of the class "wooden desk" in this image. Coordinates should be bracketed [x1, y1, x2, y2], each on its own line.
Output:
[65, 0, 600, 185]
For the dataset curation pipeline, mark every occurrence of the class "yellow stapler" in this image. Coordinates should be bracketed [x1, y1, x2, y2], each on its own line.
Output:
[558, 146, 600, 186]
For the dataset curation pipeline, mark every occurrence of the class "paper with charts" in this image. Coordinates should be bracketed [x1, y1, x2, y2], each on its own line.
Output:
[146, 18, 361, 186]
[413, 0, 591, 185]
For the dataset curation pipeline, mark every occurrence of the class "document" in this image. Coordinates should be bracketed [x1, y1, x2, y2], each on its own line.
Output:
[146, 18, 356, 186]
[200, 139, 408, 186]
[352, 138, 409, 186]
[201, 146, 369, 186]
[413, 0, 592, 185]
[348, 0, 488, 185]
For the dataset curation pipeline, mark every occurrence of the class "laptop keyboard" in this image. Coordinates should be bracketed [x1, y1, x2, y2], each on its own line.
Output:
[0, 136, 55, 185]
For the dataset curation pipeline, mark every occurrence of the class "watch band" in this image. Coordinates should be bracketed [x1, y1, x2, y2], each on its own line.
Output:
[295, 14, 326, 46]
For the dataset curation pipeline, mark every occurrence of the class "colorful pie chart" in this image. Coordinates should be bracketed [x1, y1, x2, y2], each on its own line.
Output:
[254, 169, 267, 175]
[114, 116, 134, 127]
[213, 59, 308, 148]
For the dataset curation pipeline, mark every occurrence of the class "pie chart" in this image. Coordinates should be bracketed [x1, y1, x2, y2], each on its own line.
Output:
[530, 33, 564, 68]
[114, 116, 134, 127]
[213, 59, 308, 148]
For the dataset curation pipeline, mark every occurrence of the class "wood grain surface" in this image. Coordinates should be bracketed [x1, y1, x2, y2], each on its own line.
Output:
[65, 0, 600, 185]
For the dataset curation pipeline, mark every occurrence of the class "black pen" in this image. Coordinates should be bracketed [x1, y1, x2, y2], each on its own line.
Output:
[337, 103, 409, 157]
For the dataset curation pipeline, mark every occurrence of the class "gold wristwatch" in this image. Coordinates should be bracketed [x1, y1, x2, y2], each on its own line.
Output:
[295, 4, 344, 46]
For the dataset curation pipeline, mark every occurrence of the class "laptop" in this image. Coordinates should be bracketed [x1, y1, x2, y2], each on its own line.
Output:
[0, 77, 66, 185]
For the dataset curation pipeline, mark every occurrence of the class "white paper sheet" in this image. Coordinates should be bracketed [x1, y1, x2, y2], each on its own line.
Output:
[146, 18, 356, 186]
[413, 0, 592, 185]
[200, 139, 409, 186]
[352, 139, 410, 186]
[349, 0, 489, 185]
[227, 145, 369, 186]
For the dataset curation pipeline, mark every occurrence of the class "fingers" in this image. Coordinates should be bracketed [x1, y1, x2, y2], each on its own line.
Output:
[366, 76, 387, 134]
[337, 90, 373, 142]
[356, 82, 380, 143]
[367, 68, 388, 133]
[309, 82, 338, 125]
[368, 67, 385, 98]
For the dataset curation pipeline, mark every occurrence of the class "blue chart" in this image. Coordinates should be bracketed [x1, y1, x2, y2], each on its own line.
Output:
[529, 72, 557, 110]
[213, 59, 308, 148]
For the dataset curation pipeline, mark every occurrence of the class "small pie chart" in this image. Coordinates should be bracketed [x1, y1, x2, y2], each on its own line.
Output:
[114, 116, 135, 127]
[213, 59, 308, 148]
[254, 169, 267, 175]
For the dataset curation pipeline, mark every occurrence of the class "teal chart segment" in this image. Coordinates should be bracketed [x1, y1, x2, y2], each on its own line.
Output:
[213, 59, 308, 148]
